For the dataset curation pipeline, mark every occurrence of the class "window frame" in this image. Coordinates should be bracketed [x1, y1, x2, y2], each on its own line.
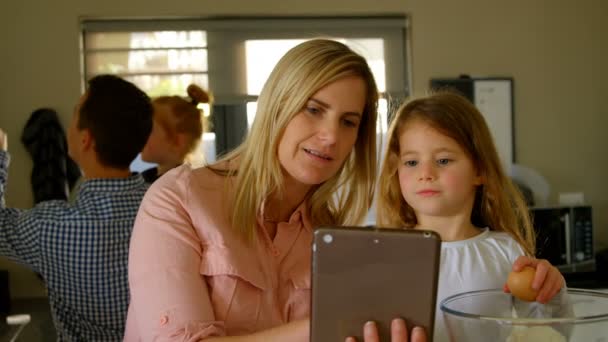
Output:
[81, 16, 411, 101]
[81, 16, 412, 160]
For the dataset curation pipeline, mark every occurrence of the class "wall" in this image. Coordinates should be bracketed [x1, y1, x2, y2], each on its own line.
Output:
[0, 0, 606, 297]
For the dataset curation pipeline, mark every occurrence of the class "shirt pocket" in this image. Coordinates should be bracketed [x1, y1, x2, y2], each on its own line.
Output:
[199, 246, 266, 333]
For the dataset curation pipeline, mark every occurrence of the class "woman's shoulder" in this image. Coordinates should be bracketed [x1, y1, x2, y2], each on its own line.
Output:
[140, 163, 235, 234]
[141, 164, 229, 206]
[157, 163, 228, 186]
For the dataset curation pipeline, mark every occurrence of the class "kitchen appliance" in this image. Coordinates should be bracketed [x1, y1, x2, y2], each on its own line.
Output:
[531, 205, 594, 273]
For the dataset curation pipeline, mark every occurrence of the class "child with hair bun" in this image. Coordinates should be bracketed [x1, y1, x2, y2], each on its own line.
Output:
[140, 84, 211, 183]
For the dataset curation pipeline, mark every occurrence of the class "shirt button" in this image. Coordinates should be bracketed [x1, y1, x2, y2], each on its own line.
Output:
[273, 248, 280, 257]
[159, 315, 169, 326]
[293, 212, 301, 221]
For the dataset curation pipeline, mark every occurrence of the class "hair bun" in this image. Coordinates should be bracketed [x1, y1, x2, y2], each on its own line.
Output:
[187, 84, 211, 104]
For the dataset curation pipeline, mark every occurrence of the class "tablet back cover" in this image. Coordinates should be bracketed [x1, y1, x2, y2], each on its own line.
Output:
[311, 226, 441, 341]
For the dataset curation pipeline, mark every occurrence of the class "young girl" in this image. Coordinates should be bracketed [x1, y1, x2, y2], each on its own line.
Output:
[140, 84, 211, 183]
[376, 91, 566, 341]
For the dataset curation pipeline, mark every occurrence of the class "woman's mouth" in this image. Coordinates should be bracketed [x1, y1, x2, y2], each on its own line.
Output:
[304, 148, 333, 161]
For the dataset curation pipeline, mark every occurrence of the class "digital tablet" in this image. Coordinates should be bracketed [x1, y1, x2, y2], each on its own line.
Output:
[311, 226, 441, 341]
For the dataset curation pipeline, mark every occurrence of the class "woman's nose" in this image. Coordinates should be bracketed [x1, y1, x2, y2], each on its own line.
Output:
[317, 120, 339, 145]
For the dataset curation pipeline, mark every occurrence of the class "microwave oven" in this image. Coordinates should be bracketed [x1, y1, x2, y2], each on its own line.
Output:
[530, 205, 594, 272]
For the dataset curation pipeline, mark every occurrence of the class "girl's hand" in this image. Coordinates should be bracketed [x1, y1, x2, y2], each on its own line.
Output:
[345, 318, 427, 342]
[503, 256, 565, 303]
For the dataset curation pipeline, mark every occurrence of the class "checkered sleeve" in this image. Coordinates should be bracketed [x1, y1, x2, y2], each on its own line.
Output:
[0, 151, 43, 272]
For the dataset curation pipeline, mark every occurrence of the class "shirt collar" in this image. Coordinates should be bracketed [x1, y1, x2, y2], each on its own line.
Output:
[258, 198, 311, 232]
[78, 174, 147, 194]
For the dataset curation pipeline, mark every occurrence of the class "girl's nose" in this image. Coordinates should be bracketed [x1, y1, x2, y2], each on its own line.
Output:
[417, 162, 436, 181]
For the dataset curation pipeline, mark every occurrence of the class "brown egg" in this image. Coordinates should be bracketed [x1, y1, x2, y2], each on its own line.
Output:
[507, 266, 539, 302]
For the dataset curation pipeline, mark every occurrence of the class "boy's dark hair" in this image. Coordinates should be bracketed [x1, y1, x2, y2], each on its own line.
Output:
[78, 75, 153, 169]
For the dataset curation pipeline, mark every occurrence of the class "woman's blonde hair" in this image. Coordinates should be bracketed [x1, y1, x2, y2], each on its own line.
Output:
[153, 84, 211, 164]
[377, 91, 535, 255]
[214, 39, 379, 241]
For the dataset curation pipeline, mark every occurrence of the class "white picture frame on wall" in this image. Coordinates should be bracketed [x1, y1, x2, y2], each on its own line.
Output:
[430, 77, 514, 170]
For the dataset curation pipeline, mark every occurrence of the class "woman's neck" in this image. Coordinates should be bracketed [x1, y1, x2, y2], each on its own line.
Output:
[262, 182, 311, 241]
[415, 213, 481, 242]
[266, 183, 311, 223]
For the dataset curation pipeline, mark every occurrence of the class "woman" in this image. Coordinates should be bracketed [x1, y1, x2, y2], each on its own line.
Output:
[125, 39, 425, 342]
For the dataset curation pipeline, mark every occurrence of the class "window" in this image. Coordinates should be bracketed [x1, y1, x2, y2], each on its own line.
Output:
[82, 28, 212, 170]
[83, 30, 209, 96]
[81, 16, 410, 167]
[244, 38, 389, 136]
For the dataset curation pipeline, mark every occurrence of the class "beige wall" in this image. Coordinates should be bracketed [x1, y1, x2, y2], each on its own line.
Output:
[0, 0, 606, 297]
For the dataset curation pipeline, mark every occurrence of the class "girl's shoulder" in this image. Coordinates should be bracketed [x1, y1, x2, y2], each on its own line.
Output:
[483, 229, 526, 258]
[441, 228, 521, 254]
[484, 229, 518, 244]
[441, 229, 524, 269]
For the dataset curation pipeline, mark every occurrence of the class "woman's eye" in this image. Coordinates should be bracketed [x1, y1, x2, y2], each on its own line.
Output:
[342, 119, 358, 128]
[306, 106, 321, 115]
[404, 160, 418, 167]
[437, 158, 451, 165]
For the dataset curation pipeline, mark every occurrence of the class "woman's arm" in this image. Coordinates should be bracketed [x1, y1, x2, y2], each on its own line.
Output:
[204, 319, 309, 342]
[128, 167, 225, 340]
[127, 166, 311, 341]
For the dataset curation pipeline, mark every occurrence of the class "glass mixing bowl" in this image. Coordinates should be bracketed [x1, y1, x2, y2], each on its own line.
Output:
[440, 288, 608, 341]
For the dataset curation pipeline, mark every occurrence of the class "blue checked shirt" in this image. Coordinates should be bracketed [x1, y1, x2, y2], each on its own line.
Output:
[0, 151, 148, 341]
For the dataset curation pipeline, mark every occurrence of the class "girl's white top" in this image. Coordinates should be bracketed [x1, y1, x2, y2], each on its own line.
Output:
[434, 228, 570, 342]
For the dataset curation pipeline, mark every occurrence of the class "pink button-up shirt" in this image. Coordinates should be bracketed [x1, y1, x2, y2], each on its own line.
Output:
[124, 165, 313, 341]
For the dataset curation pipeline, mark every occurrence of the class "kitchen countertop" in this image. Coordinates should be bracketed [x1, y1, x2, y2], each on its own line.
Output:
[0, 285, 605, 341]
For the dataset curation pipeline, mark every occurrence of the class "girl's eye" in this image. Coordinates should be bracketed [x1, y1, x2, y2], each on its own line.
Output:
[437, 158, 451, 165]
[404, 160, 418, 167]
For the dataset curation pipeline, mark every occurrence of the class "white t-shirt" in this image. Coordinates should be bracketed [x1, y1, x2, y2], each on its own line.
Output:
[434, 228, 524, 342]
[433, 228, 571, 342]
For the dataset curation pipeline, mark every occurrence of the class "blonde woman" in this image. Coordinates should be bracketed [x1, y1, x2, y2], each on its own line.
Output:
[140, 84, 211, 183]
[125, 39, 426, 341]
